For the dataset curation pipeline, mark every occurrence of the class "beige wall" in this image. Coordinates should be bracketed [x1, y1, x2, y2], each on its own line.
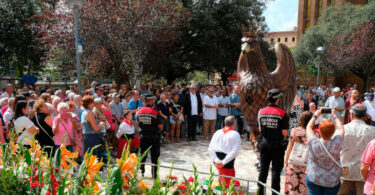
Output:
[264, 31, 298, 48]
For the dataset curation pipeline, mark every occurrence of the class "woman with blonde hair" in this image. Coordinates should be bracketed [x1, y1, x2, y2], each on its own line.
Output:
[32, 99, 54, 154]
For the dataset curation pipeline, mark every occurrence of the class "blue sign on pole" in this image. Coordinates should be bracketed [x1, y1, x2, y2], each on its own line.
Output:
[77, 38, 83, 54]
[9, 70, 14, 74]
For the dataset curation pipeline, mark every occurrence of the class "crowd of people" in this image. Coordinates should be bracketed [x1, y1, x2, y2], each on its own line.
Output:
[2, 81, 375, 194]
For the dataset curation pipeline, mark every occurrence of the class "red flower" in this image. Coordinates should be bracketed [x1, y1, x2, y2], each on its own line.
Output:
[177, 185, 187, 190]
[187, 177, 194, 182]
[54, 168, 59, 172]
[30, 181, 41, 188]
[167, 175, 178, 179]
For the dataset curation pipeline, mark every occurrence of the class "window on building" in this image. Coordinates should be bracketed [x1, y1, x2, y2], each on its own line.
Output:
[292, 37, 295, 42]
[285, 37, 288, 42]
[271, 38, 274, 43]
[278, 38, 280, 42]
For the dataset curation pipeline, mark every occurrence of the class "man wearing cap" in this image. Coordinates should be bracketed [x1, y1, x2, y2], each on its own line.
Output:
[137, 94, 163, 179]
[110, 93, 123, 124]
[364, 93, 375, 126]
[325, 87, 345, 122]
[257, 89, 289, 195]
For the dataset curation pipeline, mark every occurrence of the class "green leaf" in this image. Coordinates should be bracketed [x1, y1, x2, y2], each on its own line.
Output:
[25, 150, 31, 165]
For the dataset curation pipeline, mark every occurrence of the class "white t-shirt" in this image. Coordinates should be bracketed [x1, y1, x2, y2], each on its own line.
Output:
[364, 100, 375, 121]
[116, 122, 135, 139]
[203, 95, 218, 120]
[14, 116, 35, 145]
[208, 129, 241, 165]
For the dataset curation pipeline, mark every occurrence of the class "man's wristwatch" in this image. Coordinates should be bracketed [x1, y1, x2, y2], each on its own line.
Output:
[313, 115, 318, 119]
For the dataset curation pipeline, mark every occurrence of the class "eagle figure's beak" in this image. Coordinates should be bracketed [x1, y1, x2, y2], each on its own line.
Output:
[241, 43, 254, 54]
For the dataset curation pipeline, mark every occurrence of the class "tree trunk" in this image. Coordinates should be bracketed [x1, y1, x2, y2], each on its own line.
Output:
[220, 73, 229, 85]
[363, 75, 370, 93]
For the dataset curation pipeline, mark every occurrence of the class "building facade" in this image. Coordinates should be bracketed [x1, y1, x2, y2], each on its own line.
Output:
[297, 0, 367, 41]
[263, 30, 298, 48]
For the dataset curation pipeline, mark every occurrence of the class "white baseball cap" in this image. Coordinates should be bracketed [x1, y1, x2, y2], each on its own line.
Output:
[333, 87, 340, 92]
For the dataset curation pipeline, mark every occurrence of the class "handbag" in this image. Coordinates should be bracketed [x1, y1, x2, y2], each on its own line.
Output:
[60, 119, 77, 147]
[319, 139, 349, 177]
[173, 101, 184, 122]
[288, 130, 309, 167]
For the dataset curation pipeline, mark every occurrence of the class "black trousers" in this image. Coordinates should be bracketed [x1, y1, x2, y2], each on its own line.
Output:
[257, 139, 285, 195]
[235, 115, 243, 134]
[140, 136, 160, 179]
[187, 115, 199, 139]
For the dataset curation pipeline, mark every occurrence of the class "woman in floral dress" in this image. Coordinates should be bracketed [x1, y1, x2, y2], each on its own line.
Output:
[289, 93, 304, 135]
[284, 111, 315, 195]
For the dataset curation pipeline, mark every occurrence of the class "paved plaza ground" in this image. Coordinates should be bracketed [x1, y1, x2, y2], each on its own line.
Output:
[141, 134, 286, 194]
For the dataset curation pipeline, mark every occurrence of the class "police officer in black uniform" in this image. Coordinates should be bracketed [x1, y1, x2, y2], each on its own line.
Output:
[136, 94, 163, 179]
[257, 89, 289, 195]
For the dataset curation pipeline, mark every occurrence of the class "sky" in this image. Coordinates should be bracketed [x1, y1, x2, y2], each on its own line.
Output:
[263, 0, 298, 32]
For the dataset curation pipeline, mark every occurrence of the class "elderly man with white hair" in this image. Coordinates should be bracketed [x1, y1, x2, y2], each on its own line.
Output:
[3, 97, 15, 126]
[325, 87, 345, 122]
[0, 84, 14, 98]
[55, 89, 64, 99]
[67, 92, 76, 102]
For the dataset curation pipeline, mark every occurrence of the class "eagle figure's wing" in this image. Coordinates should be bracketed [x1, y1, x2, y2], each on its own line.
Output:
[271, 43, 297, 112]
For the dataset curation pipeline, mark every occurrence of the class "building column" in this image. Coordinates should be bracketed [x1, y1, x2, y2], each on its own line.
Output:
[297, 0, 307, 42]
[310, 0, 320, 26]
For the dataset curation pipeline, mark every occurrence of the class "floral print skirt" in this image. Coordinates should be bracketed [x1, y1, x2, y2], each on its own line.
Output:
[285, 164, 307, 195]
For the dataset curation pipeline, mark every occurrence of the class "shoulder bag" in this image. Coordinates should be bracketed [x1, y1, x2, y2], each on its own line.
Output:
[288, 130, 309, 167]
[35, 113, 54, 142]
[319, 139, 349, 177]
[60, 118, 76, 147]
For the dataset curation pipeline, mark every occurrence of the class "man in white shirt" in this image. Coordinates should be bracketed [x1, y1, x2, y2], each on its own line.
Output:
[338, 104, 375, 194]
[325, 87, 345, 122]
[0, 84, 14, 99]
[3, 97, 15, 126]
[363, 93, 375, 126]
[208, 116, 241, 188]
[203, 87, 219, 140]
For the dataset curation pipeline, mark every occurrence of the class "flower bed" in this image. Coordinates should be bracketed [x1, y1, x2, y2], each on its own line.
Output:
[0, 137, 250, 194]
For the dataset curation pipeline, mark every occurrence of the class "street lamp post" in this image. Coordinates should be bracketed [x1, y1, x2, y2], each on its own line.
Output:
[67, 0, 84, 94]
[316, 47, 324, 86]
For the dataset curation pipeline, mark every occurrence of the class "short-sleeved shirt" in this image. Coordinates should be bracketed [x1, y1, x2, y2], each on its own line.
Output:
[136, 106, 161, 137]
[14, 116, 35, 145]
[128, 98, 144, 119]
[361, 139, 375, 195]
[306, 135, 343, 188]
[217, 95, 230, 116]
[341, 120, 375, 181]
[258, 105, 288, 144]
[116, 121, 134, 138]
[325, 96, 345, 120]
[110, 101, 123, 120]
[157, 102, 170, 117]
[203, 95, 218, 120]
[53, 116, 74, 146]
[229, 93, 242, 116]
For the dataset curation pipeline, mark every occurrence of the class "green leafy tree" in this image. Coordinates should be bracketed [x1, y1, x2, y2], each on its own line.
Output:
[0, 0, 44, 77]
[143, 0, 271, 84]
[295, 2, 375, 87]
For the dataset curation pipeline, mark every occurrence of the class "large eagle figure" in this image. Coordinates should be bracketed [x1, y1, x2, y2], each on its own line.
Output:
[237, 27, 296, 138]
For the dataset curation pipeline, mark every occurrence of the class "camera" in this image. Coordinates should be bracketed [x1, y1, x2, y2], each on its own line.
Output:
[321, 108, 332, 114]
